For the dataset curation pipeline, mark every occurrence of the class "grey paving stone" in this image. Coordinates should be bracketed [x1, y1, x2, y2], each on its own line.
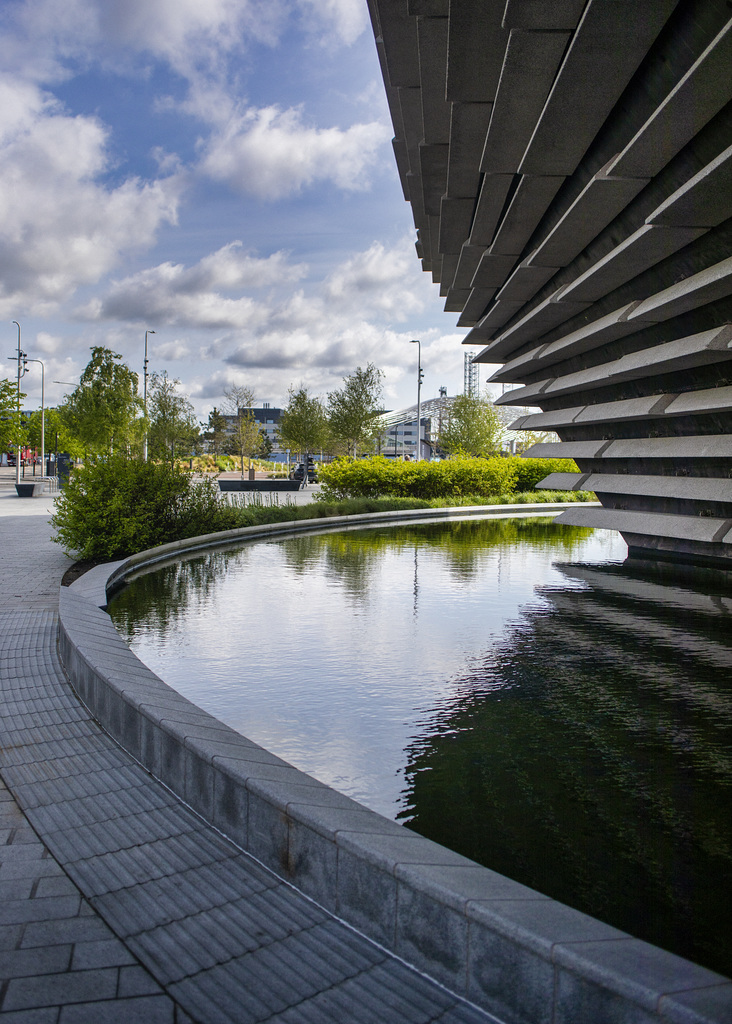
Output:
[70, 939, 137, 971]
[0, 844, 49, 866]
[0, 878, 34, 900]
[0, 857, 66, 882]
[57, 995, 175, 1024]
[0, 944, 72, 980]
[62, 850, 144, 898]
[116, 964, 164, 998]
[434, 1003, 503, 1024]
[0, 924, 24, 952]
[7, 827, 40, 844]
[126, 881, 330, 985]
[0, 896, 83, 926]
[20, 917, 116, 949]
[0, 1009, 60, 1023]
[34, 876, 82, 899]
[270, 960, 453, 1024]
[3, 968, 119, 1011]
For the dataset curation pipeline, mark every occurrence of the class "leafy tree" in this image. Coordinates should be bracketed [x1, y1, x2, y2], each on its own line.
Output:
[438, 395, 502, 458]
[147, 371, 200, 469]
[26, 407, 81, 461]
[327, 363, 384, 457]
[258, 432, 273, 459]
[277, 386, 329, 460]
[62, 347, 142, 458]
[0, 378, 22, 456]
[202, 406, 228, 457]
[223, 384, 266, 476]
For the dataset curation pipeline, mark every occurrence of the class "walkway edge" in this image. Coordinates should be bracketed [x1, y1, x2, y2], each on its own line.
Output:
[58, 507, 732, 1024]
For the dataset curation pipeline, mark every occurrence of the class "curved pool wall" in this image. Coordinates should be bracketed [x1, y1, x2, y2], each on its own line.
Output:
[58, 505, 732, 1024]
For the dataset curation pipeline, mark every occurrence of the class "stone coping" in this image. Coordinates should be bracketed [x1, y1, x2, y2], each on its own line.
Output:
[58, 506, 732, 1024]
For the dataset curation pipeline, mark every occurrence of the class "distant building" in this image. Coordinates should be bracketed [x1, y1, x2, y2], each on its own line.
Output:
[222, 404, 284, 455]
[379, 396, 457, 459]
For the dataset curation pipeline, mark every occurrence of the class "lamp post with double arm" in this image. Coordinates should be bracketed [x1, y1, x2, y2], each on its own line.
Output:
[11, 322, 27, 485]
[26, 358, 45, 475]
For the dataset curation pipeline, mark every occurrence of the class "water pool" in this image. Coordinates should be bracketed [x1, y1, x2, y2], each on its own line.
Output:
[109, 517, 732, 976]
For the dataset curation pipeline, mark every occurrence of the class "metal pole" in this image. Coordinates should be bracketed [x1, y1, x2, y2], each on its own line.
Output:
[143, 329, 155, 461]
[26, 359, 45, 476]
[410, 339, 422, 460]
[12, 322, 26, 486]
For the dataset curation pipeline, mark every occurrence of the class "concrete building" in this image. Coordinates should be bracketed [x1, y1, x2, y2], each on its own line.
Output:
[222, 404, 284, 454]
[368, 0, 732, 568]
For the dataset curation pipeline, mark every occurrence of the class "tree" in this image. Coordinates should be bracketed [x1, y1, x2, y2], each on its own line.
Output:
[438, 395, 502, 458]
[202, 407, 228, 458]
[26, 407, 81, 461]
[277, 386, 328, 460]
[0, 378, 21, 456]
[62, 347, 142, 458]
[147, 371, 200, 469]
[327, 363, 384, 457]
[224, 384, 266, 476]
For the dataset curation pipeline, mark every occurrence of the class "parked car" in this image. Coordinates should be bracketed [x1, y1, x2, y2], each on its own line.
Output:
[289, 460, 318, 483]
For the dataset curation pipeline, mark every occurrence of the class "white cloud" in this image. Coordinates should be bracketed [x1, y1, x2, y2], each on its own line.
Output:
[324, 242, 424, 319]
[296, 0, 369, 47]
[0, 77, 180, 317]
[153, 339, 193, 362]
[76, 243, 308, 328]
[200, 104, 391, 199]
[3, 0, 287, 80]
[80, 236, 433, 362]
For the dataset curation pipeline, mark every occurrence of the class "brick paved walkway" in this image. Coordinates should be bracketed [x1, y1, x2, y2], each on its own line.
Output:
[0, 490, 499, 1023]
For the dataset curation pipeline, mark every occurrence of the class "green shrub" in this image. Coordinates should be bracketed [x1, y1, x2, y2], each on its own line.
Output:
[52, 457, 242, 559]
[54, 454, 596, 564]
[507, 457, 579, 491]
[319, 456, 518, 500]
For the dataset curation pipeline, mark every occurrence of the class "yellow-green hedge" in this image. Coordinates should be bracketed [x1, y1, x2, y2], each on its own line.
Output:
[318, 456, 578, 500]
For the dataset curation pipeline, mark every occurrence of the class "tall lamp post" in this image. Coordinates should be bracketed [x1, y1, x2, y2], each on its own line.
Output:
[26, 358, 45, 475]
[410, 339, 423, 461]
[143, 329, 155, 462]
[12, 322, 27, 486]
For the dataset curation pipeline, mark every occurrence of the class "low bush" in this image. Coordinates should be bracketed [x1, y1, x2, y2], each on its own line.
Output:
[319, 456, 518, 500]
[53, 455, 595, 563]
[318, 455, 579, 500]
[52, 457, 242, 560]
[508, 457, 579, 492]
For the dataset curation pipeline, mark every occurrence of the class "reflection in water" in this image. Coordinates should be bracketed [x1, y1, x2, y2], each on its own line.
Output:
[401, 558, 732, 976]
[108, 519, 731, 977]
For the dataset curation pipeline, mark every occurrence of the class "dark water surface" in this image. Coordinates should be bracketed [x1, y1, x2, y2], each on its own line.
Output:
[109, 518, 732, 976]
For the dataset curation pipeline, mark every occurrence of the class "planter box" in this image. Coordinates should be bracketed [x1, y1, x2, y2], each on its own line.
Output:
[219, 479, 301, 492]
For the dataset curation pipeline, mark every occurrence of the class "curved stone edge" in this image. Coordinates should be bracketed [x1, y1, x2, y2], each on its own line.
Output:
[58, 507, 732, 1024]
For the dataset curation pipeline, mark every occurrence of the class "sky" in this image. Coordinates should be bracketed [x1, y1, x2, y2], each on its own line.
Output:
[0, 0, 492, 421]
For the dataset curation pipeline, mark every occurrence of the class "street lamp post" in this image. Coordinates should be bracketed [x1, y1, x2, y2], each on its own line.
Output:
[12, 321, 27, 486]
[143, 329, 155, 462]
[410, 339, 423, 461]
[26, 358, 45, 476]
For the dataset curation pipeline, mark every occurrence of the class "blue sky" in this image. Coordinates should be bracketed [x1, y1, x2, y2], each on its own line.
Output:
[0, 0, 483, 420]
